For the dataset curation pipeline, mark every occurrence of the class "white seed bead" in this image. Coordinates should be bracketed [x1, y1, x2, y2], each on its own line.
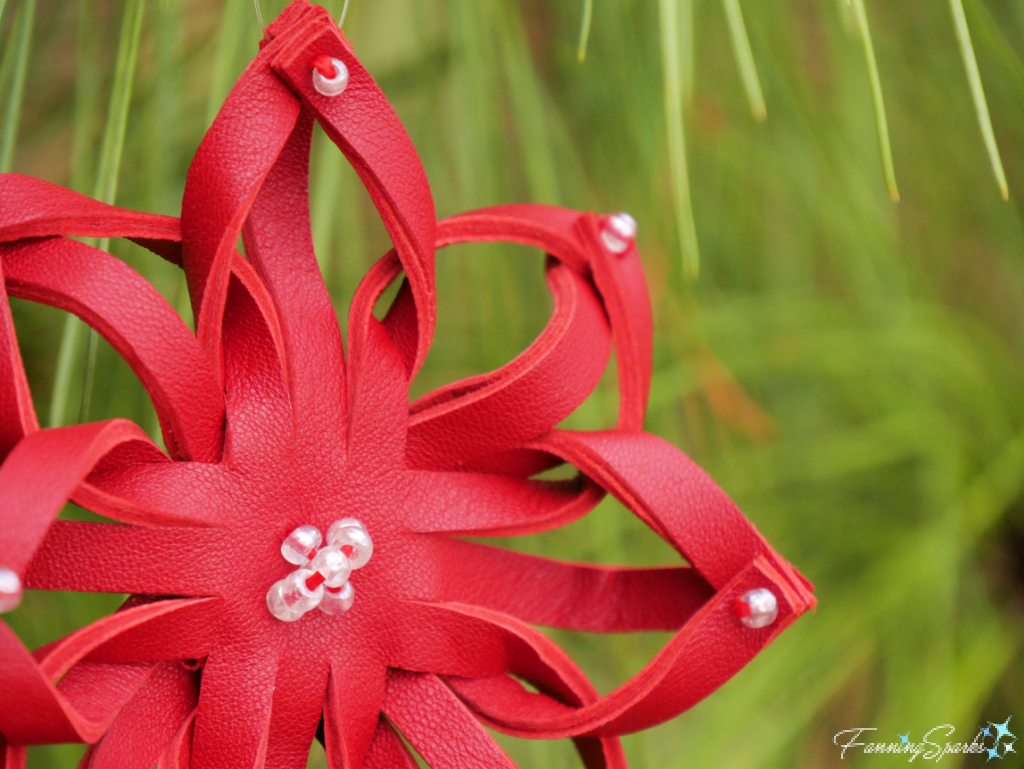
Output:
[312, 58, 350, 97]
[327, 521, 373, 570]
[267, 579, 304, 622]
[319, 581, 355, 616]
[309, 545, 352, 589]
[0, 568, 22, 613]
[281, 525, 322, 565]
[735, 587, 778, 629]
[600, 212, 637, 254]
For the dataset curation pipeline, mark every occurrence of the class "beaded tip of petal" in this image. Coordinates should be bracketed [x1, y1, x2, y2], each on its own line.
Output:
[600, 212, 637, 255]
[311, 56, 350, 97]
[735, 588, 778, 629]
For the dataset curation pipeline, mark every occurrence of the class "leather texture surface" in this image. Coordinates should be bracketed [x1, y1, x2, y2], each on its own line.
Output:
[0, 2, 815, 767]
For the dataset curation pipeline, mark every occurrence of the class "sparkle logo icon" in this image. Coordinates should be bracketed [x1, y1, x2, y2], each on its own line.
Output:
[981, 717, 1017, 763]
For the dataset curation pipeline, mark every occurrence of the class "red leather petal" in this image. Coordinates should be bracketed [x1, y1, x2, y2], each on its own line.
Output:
[75, 460, 241, 528]
[0, 599, 201, 743]
[323, 646, 387, 769]
[0, 738, 25, 769]
[242, 110, 347, 457]
[157, 709, 196, 769]
[529, 430, 762, 588]
[382, 670, 517, 769]
[0, 255, 37, 461]
[27, 521, 226, 598]
[436, 206, 588, 273]
[180, 31, 301, 381]
[413, 538, 713, 632]
[0, 420, 167, 583]
[407, 258, 611, 472]
[403, 471, 602, 537]
[1, 236, 223, 462]
[78, 661, 198, 769]
[574, 213, 652, 431]
[360, 719, 419, 769]
[190, 645, 277, 769]
[346, 261, 409, 471]
[437, 204, 653, 433]
[0, 174, 183, 264]
[221, 274, 294, 469]
[269, 10, 437, 377]
[265, 655, 330, 769]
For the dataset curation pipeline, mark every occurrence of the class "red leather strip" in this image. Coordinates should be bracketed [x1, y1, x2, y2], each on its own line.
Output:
[1, 236, 224, 461]
[403, 471, 603, 537]
[361, 718, 420, 769]
[528, 430, 762, 589]
[270, 6, 437, 377]
[180, 30, 301, 382]
[412, 538, 714, 632]
[242, 109, 348, 456]
[0, 255, 37, 462]
[84, 598, 221, 665]
[26, 521, 226, 597]
[265, 655, 330, 769]
[436, 203, 653, 438]
[0, 598, 203, 744]
[382, 670, 517, 769]
[0, 420, 166, 581]
[0, 738, 25, 769]
[190, 645, 278, 769]
[384, 601, 592, 706]
[0, 174, 183, 264]
[157, 708, 196, 769]
[73, 460, 241, 528]
[406, 258, 611, 472]
[450, 559, 810, 739]
[574, 213, 652, 431]
[221, 274, 294, 469]
[78, 661, 198, 769]
[436, 205, 588, 274]
[324, 645, 388, 769]
[346, 258, 410, 471]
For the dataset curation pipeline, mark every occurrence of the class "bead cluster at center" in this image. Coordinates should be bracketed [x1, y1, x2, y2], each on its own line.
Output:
[266, 519, 373, 622]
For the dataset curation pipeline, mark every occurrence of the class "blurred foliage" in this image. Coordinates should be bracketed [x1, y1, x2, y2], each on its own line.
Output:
[2, 0, 1024, 767]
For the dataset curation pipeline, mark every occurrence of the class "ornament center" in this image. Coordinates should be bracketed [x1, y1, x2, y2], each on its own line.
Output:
[266, 518, 373, 622]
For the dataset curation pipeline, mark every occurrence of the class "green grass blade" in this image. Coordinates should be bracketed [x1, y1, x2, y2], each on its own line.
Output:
[48, 315, 86, 428]
[71, 0, 99, 193]
[721, 0, 766, 122]
[851, 0, 899, 202]
[949, 0, 1009, 200]
[92, 0, 145, 205]
[659, 0, 700, 281]
[0, 0, 36, 172]
[206, 0, 245, 126]
[78, 0, 146, 422]
[576, 0, 593, 63]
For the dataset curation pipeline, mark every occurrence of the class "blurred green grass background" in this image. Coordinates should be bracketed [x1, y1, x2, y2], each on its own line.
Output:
[2, 0, 1024, 766]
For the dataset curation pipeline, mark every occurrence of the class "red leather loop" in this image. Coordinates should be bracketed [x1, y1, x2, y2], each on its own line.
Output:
[0, 174, 183, 264]
[382, 671, 517, 769]
[180, 28, 302, 383]
[242, 110, 348, 457]
[0, 255, 37, 462]
[1, 237, 224, 462]
[269, 7, 437, 378]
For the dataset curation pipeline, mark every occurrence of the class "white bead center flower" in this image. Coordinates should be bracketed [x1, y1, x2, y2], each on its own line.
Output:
[266, 518, 372, 622]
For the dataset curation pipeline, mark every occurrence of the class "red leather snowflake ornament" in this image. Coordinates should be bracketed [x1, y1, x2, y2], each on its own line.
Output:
[0, 3, 815, 768]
